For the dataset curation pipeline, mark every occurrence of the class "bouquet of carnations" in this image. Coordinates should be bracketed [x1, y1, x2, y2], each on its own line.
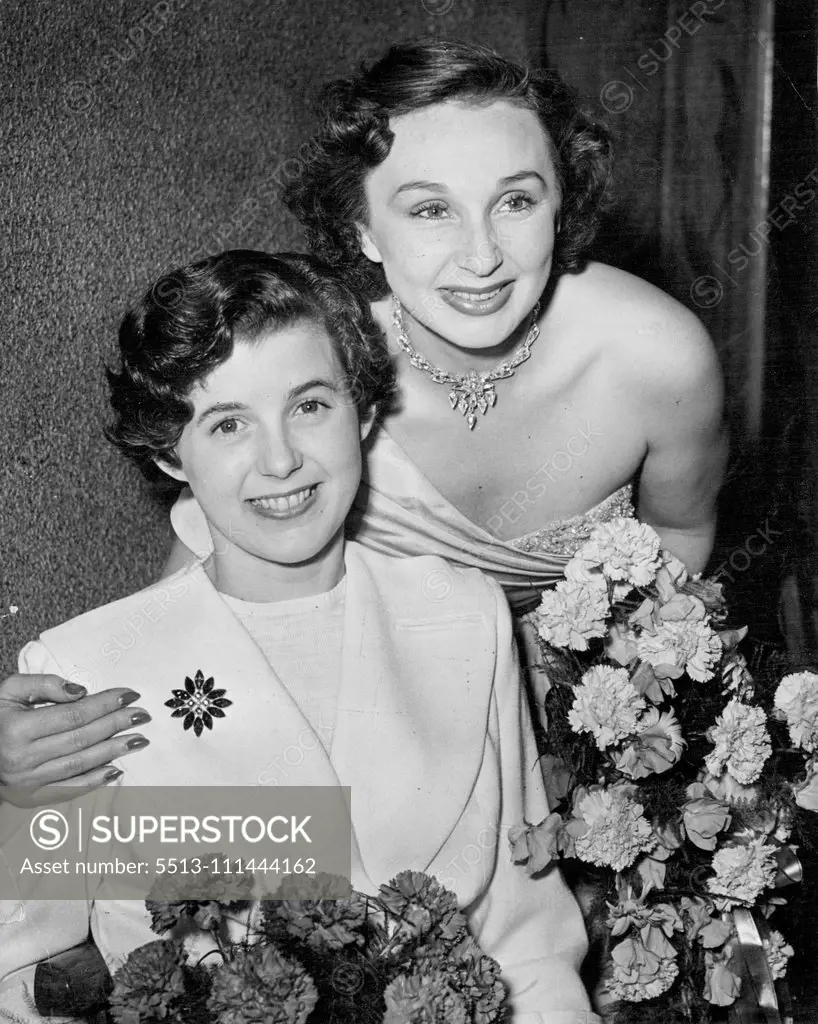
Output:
[510, 517, 818, 1023]
[107, 870, 506, 1024]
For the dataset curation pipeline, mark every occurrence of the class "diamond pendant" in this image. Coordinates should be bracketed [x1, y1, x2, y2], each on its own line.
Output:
[449, 379, 498, 429]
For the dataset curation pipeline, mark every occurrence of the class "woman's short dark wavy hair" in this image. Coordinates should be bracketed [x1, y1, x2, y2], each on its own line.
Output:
[283, 38, 613, 300]
[107, 250, 396, 482]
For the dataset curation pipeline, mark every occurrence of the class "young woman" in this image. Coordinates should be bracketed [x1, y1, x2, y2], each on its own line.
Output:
[0, 251, 596, 1024]
[0, 40, 726, 795]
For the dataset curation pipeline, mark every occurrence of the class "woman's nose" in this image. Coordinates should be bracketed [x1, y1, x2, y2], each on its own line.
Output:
[256, 424, 303, 477]
[456, 219, 503, 276]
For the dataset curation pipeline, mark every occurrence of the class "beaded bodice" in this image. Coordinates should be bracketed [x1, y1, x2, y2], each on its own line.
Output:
[507, 483, 635, 557]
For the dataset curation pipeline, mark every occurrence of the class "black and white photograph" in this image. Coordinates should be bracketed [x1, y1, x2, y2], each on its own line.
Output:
[2, 1, 817, 1021]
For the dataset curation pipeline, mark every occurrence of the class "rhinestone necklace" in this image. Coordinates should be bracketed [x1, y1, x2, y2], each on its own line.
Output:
[391, 295, 541, 430]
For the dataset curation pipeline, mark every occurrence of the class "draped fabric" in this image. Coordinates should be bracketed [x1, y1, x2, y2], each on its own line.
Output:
[347, 432, 574, 612]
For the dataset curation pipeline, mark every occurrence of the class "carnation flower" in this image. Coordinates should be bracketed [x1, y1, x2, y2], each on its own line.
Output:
[109, 939, 188, 1024]
[704, 700, 772, 785]
[207, 945, 317, 1024]
[577, 518, 662, 587]
[535, 577, 609, 650]
[613, 708, 685, 778]
[147, 899, 248, 935]
[763, 929, 794, 980]
[707, 838, 778, 908]
[265, 893, 367, 951]
[382, 970, 469, 1024]
[607, 936, 679, 1002]
[568, 665, 645, 749]
[636, 618, 722, 682]
[414, 937, 506, 1024]
[379, 870, 466, 943]
[774, 671, 818, 752]
[569, 784, 656, 872]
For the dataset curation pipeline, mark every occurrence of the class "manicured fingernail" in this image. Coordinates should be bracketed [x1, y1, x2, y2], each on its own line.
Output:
[103, 767, 123, 783]
[64, 682, 86, 696]
[129, 711, 151, 727]
[119, 691, 141, 707]
[126, 736, 150, 750]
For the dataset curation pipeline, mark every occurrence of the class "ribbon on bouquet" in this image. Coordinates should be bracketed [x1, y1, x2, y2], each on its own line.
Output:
[728, 845, 802, 1024]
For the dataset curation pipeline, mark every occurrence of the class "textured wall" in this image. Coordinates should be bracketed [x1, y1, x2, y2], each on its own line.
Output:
[1, 0, 537, 670]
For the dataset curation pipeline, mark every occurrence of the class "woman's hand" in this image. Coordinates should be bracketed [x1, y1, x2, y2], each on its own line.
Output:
[0, 673, 151, 805]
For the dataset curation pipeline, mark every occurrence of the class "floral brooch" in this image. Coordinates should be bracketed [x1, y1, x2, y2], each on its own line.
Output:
[165, 670, 232, 737]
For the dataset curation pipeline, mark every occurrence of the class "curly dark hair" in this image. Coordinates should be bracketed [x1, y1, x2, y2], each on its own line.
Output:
[107, 250, 396, 481]
[283, 38, 613, 301]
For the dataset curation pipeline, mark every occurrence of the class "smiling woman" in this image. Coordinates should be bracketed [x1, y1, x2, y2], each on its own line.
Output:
[356, 100, 560, 358]
[155, 325, 371, 601]
[105, 252, 391, 601]
[273, 41, 726, 581]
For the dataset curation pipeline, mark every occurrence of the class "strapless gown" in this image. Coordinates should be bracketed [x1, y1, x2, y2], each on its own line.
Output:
[349, 430, 635, 711]
[171, 427, 635, 709]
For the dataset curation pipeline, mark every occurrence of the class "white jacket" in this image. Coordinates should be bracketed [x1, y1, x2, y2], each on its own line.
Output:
[0, 543, 595, 1024]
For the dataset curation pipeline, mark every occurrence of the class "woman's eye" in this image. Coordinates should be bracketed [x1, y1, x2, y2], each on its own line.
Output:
[212, 418, 242, 436]
[296, 399, 327, 416]
[501, 192, 535, 213]
[411, 201, 448, 220]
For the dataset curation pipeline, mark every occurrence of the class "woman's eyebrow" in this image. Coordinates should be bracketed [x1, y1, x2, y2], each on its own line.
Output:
[287, 378, 338, 399]
[195, 401, 246, 426]
[499, 170, 548, 188]
[391, 179, 448, 199]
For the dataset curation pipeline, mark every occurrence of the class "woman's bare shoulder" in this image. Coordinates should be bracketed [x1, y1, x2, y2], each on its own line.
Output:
[552, 262, 720, 390]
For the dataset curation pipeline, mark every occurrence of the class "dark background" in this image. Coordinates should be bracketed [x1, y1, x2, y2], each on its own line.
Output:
[2, 0, 817, 1016]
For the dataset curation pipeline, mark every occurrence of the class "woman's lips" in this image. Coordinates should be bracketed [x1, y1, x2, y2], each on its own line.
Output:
[248, 484, 318, 519]
[438, 282, 513, 316]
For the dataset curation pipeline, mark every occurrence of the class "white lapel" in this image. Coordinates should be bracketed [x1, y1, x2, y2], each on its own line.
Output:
[44, 564, 341, 790]
[329, 546, 495, 883]
[42, 561, 378, 890]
